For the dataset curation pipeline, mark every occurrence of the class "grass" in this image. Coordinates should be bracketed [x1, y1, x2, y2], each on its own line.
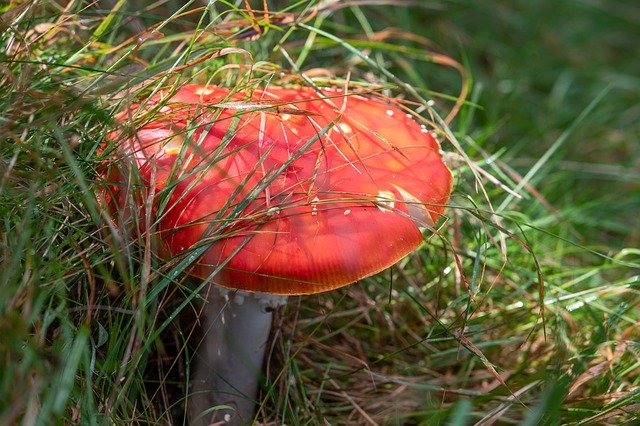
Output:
[1, 0, 639, 424]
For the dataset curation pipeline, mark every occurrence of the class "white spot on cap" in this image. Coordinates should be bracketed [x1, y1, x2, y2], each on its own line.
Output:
[375, 190, 395, 212]
[194, 87, 213, 95]
[162, 135, 184, 156]
[386, 109, 394, 117]
[343, 209, 351, 216]
[405, 113, 412, 118]
[311, 196, 320, 216]
[290, 127, 299, 135]
[338, 123, 352, 134]
[281, 113, 291, 121]
[267, 206, 281, 216]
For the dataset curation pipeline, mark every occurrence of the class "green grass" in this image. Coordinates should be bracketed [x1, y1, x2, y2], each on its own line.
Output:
[1, 0, 639, 424]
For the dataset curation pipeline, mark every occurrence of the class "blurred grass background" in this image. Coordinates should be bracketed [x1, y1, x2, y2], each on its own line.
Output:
[1, 0, 638, 424]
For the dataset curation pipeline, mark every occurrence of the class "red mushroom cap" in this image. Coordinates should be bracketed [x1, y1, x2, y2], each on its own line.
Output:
[103, 85, 452, 295]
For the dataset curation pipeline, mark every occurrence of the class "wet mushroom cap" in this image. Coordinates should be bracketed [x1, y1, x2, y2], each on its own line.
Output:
[104, 85, 453, 295]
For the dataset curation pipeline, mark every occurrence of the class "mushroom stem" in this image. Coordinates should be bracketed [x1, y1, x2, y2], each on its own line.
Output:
[189, 286, 287, 425]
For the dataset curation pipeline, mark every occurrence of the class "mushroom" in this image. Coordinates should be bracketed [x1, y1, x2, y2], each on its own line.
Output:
[102, 84, 452, 425]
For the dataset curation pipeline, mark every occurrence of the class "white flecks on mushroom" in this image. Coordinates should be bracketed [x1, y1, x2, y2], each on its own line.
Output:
[385, 109, 394, 117]
[337, 123, 352, 134]
[194, 87, 214, 95]
[267, 206, 281, 216]
[281, 113, 291, 121]
[375, 190, 396, 212]
[311, 196, 320, 216]
[161, 134, 185, 156]
[343, 209, 351, 216]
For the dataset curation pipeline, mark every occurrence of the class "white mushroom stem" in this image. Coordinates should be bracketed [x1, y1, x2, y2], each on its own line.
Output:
[189, 286, 288, 426]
